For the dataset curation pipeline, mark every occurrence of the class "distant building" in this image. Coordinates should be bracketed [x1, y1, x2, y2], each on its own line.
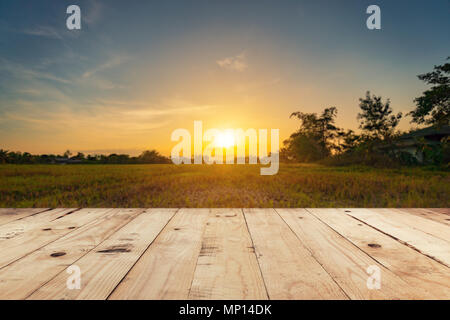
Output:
[54, 157, 83, 164]
[379, 126, 450, 163]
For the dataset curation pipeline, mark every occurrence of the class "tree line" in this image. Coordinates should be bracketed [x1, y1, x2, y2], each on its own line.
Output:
[281, 58, 449, 166]
[1, 58, 448, 166]
[0, 149, 170, 164]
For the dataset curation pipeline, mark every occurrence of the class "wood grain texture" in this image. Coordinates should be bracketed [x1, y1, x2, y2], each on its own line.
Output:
[0, 207, 448, 300]
[28, 209, 176, 300]
[189, 209, 268, 300]
[309, 208, 450, 299]
[397, 208, 450, 227]
[277, 208, 418, 299]
[0, 208, 49, 226]
[428, 208, 450, 215]
[243, 208, 347, 300]
[0, 208, 78, 241]
[369, 208, 450, 243]
[108, 208, 210, 300]
[0, 208, 143, 299]
[0, 208, 113, 269]
[343, 208, 450, 267]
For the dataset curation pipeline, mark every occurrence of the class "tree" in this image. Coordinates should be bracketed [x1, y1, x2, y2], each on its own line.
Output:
[338, 130, 361, 153]
[357, 91, 402, 140]
[73, 152, 85, 160]
[290, 107, 341, 155]
[21, 152, 32, 163]
[285, 107, 342, 161]
[282, 131, 324, 162]
[0, 149, 9, 164]
[0, 149, 170, 164]
[409, 58, 450, 126]
[139, 150, 170, 164]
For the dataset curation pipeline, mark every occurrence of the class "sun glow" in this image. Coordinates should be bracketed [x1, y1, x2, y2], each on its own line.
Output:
[215, 131, 235, 148]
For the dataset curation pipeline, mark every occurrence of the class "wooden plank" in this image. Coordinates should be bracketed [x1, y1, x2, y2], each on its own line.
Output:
[0, 208, 79, 258]
[308, 208, 450, 299]
[0, 208, 78, 242]
[0, 208, 49, 226]
[398, 208, 450, 226]
[277, 209, 419, 299]
[27, 209, 177, 300]
[428, 208, 450, 215]
[108, 208, 210, 299]
[343, 208, 450, 267]
[369, 208, 450, 243]
[189, 209, 268, 300]
[243, 208, 347, 300]
[0, 208, 144, 300]
[0, 208, 114, 269]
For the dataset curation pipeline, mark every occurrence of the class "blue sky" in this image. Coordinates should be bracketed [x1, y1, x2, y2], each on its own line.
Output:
[0, 0, 449, 155]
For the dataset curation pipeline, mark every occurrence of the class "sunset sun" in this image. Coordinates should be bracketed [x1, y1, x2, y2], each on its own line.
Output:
[215, 131, 235, 148]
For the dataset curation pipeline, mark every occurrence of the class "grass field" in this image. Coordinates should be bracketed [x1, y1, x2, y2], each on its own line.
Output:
[0, 164, 448, 208]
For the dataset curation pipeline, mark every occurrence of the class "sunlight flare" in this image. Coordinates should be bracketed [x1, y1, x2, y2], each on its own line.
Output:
[215, 131, 235, 148]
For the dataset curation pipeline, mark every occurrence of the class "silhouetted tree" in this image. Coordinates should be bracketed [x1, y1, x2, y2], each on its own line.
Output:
[0, 149, 169, 164]
[409, 58, 450, 126]
[282, 132, 324, 162]
[139, 150, 170, 164]
[337, 129, 361, 152]
[73, 152, 85, 160]
[0, 149, 8, 164]
[357, 91, 402, 141]
[285, 107, 342, 161]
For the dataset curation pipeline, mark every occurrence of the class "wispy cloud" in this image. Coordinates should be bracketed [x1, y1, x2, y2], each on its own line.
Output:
[0, 58, 71, 84]
[82, 56, 128, 78]
[0, 102, 170, 135]
[0, 97, 216, 135]
[22, 26, 63, 39]
[216, 52, 248, 72]
[21, 25, 80, 41]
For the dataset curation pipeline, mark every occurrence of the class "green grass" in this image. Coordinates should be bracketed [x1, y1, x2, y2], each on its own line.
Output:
[0, 164, 448, 208]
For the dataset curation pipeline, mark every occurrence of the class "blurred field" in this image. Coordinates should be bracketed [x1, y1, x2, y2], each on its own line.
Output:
[0, 164, 448, 208]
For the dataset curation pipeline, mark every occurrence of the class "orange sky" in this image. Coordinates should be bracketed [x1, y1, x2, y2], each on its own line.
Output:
[1, 1, 448, 156]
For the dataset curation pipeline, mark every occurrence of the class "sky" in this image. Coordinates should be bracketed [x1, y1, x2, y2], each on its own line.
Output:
[0, 0, 449, 156]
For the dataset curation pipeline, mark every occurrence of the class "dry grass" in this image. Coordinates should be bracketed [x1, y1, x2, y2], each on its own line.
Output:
[0, 164, 448, 208]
